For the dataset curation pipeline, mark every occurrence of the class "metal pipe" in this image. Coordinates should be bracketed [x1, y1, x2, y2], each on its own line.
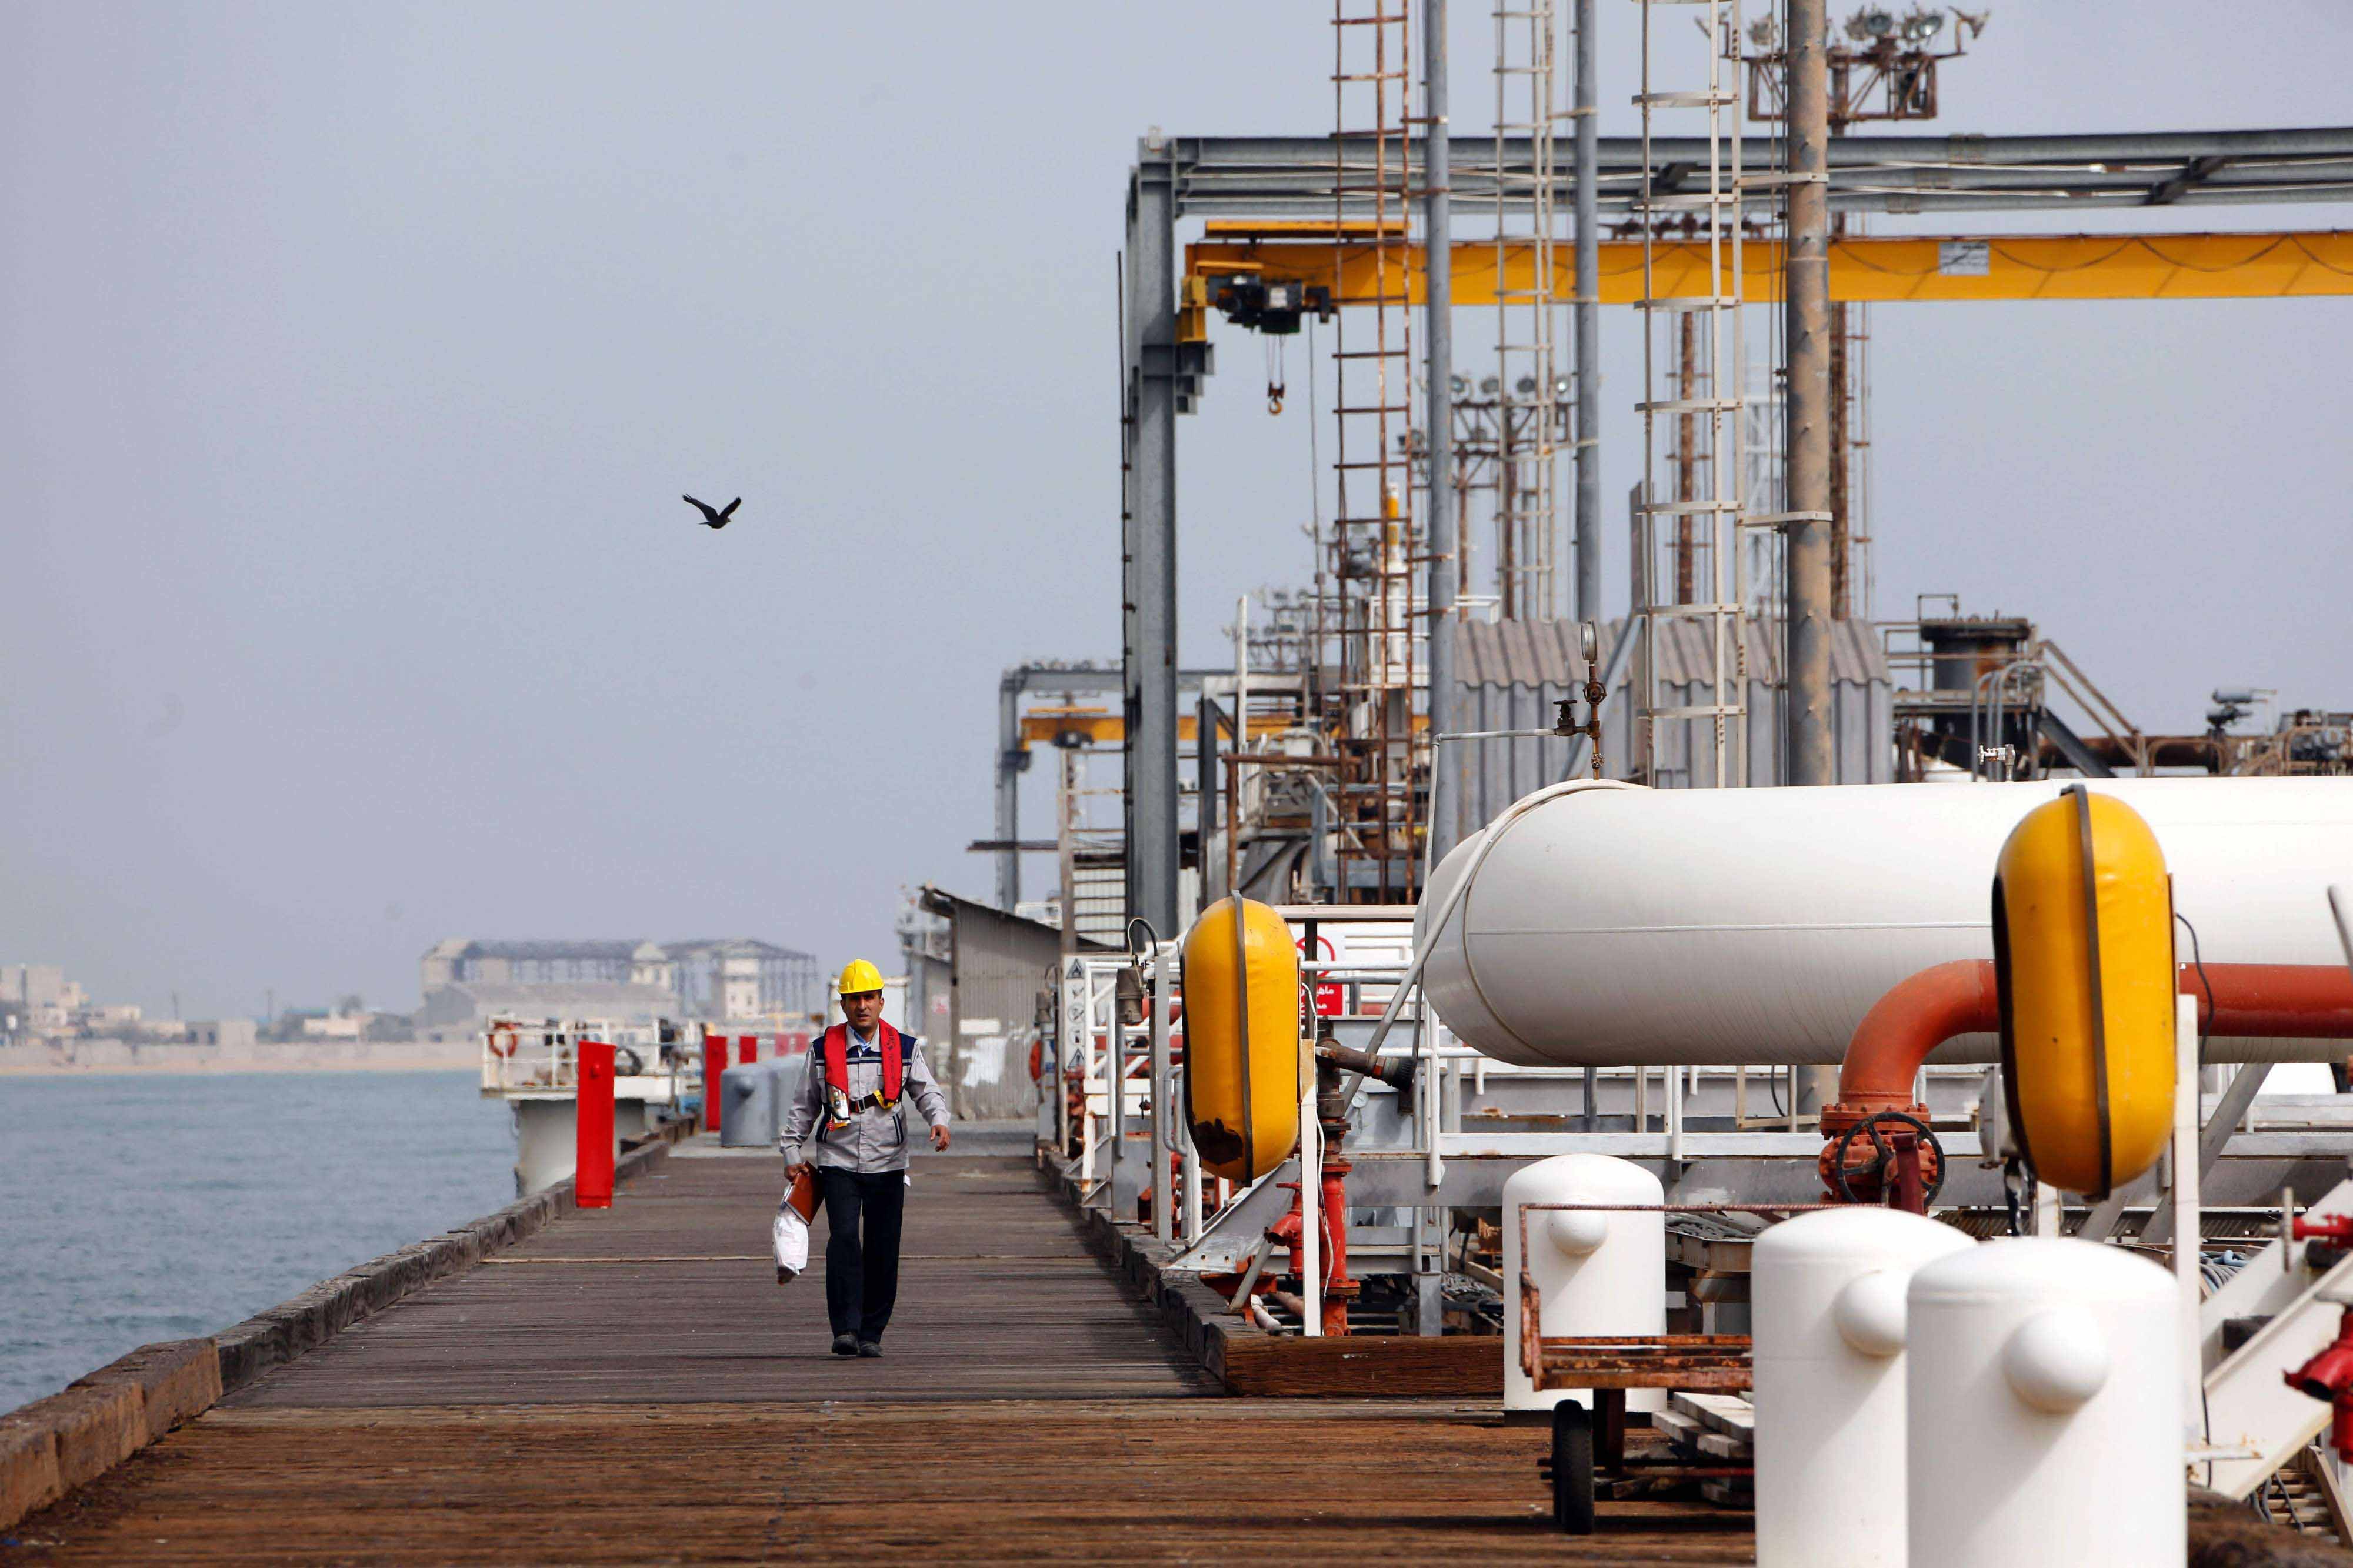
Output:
[1229, 1236, 1271, 1307]
[1151, 943, 1172, 1243]
[1782, 0, 1834, 789]
[1054, 970, 1072, 1160]
[1425, 0, 1460, 863]
[1562, 609, 1634, 778]
[2169, 994, 2202, 1422]
[1666, 1063, 1684, 1166]
[1299, 1080, 1322, 1337]
[1572, 0, 1599, 622]
[1181, 1121, 1204, 1242]
[1231, 605, 1248, 896]
[1834, 958, 2353, 1115]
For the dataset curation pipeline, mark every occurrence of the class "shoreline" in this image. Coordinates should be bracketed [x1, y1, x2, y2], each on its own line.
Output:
[0, 1045, 480, 1077]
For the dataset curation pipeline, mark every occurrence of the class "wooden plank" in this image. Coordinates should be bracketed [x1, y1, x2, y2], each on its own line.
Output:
[1651, 1409, 1704, 1448]
[1671, 1392, 1757, 1440]
[1695, 1431, 1751, 1462]
[1217, 1332, 1504, 1398]
[8, 1400, 1762, 1564]
[224, 1154, 1212, 1409]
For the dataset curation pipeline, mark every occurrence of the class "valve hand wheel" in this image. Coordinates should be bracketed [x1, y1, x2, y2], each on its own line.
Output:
[1829, 1109, 1947, 1209]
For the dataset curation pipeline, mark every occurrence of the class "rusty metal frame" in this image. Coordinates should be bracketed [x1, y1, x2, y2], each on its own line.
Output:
[1514, 1199, 1827, 1387]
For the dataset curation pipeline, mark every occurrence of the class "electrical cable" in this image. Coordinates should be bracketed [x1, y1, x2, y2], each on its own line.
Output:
[1126, 917, 1161, 965]
[2176, 910, 2213, 1059]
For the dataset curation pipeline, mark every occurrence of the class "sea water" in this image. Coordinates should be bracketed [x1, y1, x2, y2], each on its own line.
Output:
[0, 1071, 515, 1412]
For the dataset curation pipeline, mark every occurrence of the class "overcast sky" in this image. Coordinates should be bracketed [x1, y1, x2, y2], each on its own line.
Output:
[2, 3, 2347, 1020]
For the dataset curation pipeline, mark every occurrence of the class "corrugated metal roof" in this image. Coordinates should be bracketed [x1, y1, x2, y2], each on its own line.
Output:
[1455, 616, 1592, 688]
[1445, 615, 1895, 834]
[1455, 615, 1888, 688]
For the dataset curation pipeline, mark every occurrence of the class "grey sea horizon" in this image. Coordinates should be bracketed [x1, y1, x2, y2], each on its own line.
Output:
[0, 1070, 515, 1413]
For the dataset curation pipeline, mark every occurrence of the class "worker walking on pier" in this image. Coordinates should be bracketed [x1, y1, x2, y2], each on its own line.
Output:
[780, 959, 951, 1359]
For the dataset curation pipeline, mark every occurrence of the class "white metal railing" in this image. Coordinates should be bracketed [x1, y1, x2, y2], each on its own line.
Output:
[478, 1016, 680, 1098]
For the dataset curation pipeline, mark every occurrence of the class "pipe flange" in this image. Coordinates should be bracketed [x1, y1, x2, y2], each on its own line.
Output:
[1819, 1107, 1947, 1208]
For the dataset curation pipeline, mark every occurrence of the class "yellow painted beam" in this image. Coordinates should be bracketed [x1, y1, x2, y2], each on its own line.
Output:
[1187, 231, 2353, 305]
[1017, 710, 1292, 749]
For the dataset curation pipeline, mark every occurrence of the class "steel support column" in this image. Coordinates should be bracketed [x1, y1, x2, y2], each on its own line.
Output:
[1783, 0, 1834, 790]
[1125, 149, 1181, 938]
[1572, 0, 1601, 624]
[995, 675, 1024, 910]
[1424, 0, 1459, 861]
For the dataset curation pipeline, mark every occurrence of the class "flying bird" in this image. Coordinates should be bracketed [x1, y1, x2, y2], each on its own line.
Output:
[682, 495, 741, 529]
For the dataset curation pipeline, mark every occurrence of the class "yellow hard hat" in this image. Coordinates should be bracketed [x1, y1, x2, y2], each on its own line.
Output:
[837, 959, 886, 997]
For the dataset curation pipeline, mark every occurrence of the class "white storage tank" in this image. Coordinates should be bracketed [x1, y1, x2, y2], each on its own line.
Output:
[1752, 1207, 1974, 1568]
[1419, 776, 2353, 1067]
[1502, 1153, 1666, 1416]
[1906, 1238, 2181, 1568]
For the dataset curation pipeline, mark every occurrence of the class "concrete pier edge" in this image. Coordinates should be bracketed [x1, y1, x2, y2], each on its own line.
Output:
[0, 1117, 695, 1533]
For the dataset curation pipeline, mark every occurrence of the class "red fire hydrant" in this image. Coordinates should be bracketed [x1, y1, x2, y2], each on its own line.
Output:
[1264, 1152, 1358, 1337]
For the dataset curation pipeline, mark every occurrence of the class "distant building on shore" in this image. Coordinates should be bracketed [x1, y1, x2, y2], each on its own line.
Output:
[416, 938, 822, 1039]
[3, 963, 84, 1035]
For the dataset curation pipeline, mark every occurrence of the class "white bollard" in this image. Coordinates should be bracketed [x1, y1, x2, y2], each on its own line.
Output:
[1752, 1207, 1973, 1567]
[1907, 1237, 2182, 1568]
[1502, 1153, 1665, 1415]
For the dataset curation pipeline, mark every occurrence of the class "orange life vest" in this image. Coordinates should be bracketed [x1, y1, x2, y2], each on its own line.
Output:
[819, 1022, 909, 1129]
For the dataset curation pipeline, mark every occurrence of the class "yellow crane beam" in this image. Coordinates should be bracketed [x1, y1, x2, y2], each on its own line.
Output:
[1184, 229, 2353, 311]
[1016, 709, 1292, 749]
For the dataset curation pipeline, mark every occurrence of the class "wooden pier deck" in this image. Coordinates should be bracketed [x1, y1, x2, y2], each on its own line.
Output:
[2, 1135, 1756, 1564]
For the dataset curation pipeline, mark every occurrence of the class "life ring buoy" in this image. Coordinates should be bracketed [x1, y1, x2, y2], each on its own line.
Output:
[489, 1028, 518, 1059]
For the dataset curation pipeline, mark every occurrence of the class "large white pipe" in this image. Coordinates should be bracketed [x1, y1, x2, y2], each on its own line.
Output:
[1419, 777, 2353, 1067]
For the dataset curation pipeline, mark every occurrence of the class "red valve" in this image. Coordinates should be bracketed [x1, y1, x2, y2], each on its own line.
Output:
[2285, 1305, 2353, 1461]
[2294, 1213, 2353, 1246]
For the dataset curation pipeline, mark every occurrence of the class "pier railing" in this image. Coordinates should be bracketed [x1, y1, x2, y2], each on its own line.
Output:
[479, 1017, 678, 1097]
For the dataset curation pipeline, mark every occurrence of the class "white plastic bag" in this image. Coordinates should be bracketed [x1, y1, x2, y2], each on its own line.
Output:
[773, 1202, 809, 1280]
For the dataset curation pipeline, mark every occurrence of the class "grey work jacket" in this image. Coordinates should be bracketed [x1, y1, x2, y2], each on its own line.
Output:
[778, 1027, 950, 1174]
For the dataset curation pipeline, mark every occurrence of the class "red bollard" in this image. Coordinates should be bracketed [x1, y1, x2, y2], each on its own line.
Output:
[576, 1040, 616, 1210]
[702, 1031, 726, 1134]
[736, 1035, 758, 1067]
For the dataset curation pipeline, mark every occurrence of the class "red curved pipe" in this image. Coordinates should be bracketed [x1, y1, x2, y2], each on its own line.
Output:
[1835, 959, 2353, 1116]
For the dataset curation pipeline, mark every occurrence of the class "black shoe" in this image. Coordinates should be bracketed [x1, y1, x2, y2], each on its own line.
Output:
[856, 1340, 883, 1359]
[831, 1334, 858, 1357]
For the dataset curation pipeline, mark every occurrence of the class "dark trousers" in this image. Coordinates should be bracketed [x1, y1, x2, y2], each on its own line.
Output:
[818, 1167, 905, 1343]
